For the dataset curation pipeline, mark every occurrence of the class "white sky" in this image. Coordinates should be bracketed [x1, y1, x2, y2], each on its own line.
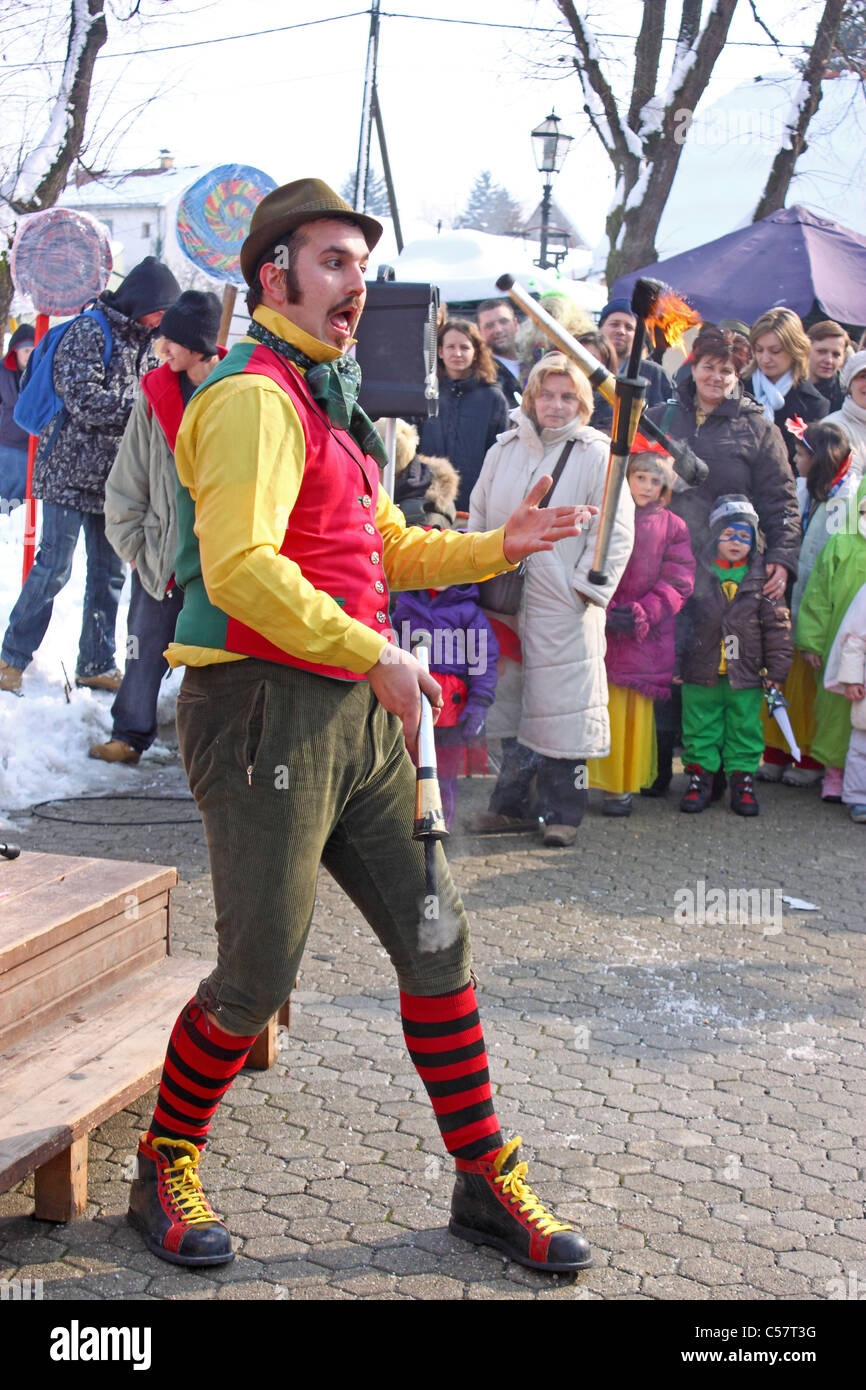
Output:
[3, 1, 839, 248]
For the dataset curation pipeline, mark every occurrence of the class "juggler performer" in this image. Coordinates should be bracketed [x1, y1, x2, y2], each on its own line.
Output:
[129, 179, 594, 1275]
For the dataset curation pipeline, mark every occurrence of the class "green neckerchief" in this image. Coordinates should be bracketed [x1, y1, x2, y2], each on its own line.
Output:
[248, 319, 388, 468]
[710, 560, 748, 585]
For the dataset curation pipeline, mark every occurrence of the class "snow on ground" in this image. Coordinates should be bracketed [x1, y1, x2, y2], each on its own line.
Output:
[0, 505, 182, 829]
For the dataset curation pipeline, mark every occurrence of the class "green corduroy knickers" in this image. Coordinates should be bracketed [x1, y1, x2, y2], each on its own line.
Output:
[177, 658, 471, 1035]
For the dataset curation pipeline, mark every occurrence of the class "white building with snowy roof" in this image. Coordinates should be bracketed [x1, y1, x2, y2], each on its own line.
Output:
[59, 152, 212, 281]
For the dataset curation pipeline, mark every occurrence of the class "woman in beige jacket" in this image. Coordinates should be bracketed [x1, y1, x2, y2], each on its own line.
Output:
[466, 353, 634, 846]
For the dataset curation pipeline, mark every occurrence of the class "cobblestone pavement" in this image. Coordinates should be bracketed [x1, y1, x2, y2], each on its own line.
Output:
[1, 735, 864, 1303]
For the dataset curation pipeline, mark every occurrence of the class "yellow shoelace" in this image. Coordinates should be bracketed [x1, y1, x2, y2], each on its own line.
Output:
[158, 1143, 219, 1227]
[493, 1137, 573, 1237]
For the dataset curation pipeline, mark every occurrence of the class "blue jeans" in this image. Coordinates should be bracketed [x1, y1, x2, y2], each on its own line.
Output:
[111, 571, 184, 752]
[1, 502, 124, 677]
[0, 444, 28, 512]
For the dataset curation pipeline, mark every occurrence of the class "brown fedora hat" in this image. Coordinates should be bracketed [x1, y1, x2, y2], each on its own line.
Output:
[240, 177, 383, 285]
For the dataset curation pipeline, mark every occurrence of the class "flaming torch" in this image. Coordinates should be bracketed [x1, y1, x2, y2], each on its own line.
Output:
[590, 278, 701, 584]
[494, 274, 707, 573]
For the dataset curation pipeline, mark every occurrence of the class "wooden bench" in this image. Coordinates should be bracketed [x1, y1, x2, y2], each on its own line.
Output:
[0, 852, 284, 1222]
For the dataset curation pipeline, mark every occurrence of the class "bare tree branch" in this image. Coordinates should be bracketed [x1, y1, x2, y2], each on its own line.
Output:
[557, 0, 633, 165]
[628, 1, 666, 131]
[753, 0, 847, 220]
[675, 0, 703, 61]
[557, 0, 740, 280]
[2, 0, 108, 214]
[747, 0, 785, 54]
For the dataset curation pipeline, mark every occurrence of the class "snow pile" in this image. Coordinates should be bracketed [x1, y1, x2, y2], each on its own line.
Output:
[0, 507, 181, 828]
[394, 228, 597, 306]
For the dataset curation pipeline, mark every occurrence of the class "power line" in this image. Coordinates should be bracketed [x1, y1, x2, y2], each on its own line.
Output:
[0, 10, 369, 66]
[0, 6, 816, 68]
[380, 11, 811, 49]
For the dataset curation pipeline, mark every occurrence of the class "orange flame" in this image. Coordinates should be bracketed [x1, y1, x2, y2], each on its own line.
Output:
[645, 289, 701, 352]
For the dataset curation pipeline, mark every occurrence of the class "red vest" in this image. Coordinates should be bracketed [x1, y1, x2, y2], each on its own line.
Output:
[142, 349, 228, 450]
[221, 348, 392, 681]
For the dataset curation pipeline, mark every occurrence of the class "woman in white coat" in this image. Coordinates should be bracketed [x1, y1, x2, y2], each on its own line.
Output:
[467, 353, 635, 846]
[823, 350, 866, 478]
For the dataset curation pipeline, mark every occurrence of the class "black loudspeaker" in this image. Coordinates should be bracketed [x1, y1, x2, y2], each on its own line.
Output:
[355, 279, 439, 419]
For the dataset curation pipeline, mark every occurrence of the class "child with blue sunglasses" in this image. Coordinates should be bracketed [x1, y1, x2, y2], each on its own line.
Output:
[675, 494, 793, 816]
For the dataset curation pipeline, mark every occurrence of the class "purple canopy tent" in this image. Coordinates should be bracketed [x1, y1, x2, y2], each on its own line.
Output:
[610, 205, 866, 328]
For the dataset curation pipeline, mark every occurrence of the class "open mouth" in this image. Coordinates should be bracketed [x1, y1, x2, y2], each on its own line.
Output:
[329, 303, 357, 339]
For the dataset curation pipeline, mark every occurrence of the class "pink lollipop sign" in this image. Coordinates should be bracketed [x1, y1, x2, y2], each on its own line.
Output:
[10, 207, 112, 316]
[10, 207, 112, 581]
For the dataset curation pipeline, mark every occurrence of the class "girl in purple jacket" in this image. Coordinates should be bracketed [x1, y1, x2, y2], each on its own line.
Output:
[588, 439, 696, 815]
[392, 583, 499, 828]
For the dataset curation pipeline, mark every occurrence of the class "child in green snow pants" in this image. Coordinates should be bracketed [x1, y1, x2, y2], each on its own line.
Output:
[681, 677, 765, 773]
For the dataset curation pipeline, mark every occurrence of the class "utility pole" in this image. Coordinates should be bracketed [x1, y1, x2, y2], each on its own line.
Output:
[352, 0, 403, 252]
[353, 0, 380, 214]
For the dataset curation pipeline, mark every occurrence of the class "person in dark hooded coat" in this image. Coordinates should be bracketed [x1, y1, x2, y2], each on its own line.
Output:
[0, 323, 36, 510]
[0, 257, 180, 696]
[645, 327, 800, 588]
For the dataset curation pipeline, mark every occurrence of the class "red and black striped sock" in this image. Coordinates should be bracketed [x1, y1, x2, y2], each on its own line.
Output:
[400, 984, 503, 1162]
[145, 999, 259, 1149]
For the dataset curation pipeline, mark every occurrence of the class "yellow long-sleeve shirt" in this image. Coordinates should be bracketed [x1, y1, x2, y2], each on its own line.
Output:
[166, 305, 514, 672]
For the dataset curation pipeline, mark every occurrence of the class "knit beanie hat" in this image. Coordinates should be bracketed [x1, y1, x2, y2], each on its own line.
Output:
[599, 297, 635, 326]
[105, 256, 181, 321]
[159, 291, 222, 357]
[8, 324, 35, 353]
[708, 493, 759, 552]
[841, 350, 866, 394]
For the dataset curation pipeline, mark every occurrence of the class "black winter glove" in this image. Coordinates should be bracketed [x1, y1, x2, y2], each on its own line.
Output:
[606, 605, 636, 633]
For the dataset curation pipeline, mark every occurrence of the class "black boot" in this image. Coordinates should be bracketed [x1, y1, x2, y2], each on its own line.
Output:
[641, 729, 676, 797]
[679, 763, 714, 813]
[730, 770, 760, 817]
[449, 1136, 592, 1273]
[128, 1137, 234, 1266]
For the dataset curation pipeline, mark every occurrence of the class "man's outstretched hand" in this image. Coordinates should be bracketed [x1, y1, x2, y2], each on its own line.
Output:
[502, 475, 598, 564]
[367, 643, 442, 755]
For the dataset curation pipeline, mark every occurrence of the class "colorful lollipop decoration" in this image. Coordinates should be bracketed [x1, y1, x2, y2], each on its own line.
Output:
[176, 164, 277, 284]
[9, 207, 113, 579]
[10, 206, 112, 317]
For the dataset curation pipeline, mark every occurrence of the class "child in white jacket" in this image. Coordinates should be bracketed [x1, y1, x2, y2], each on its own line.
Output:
[824, 580, 866, 822]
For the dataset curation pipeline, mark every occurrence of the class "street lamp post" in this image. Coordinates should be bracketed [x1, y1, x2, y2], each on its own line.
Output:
[531, 111, 573, 270]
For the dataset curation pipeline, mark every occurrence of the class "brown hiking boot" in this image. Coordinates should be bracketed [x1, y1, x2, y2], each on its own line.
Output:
[76, 667, 122, 692]
[89, 739, 141, 765]
[0, 660, 23, 695]
[542, 823, 578, 847]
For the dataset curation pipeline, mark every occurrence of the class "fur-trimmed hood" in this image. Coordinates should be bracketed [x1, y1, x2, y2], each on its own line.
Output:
[376, 416, 461, 528]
